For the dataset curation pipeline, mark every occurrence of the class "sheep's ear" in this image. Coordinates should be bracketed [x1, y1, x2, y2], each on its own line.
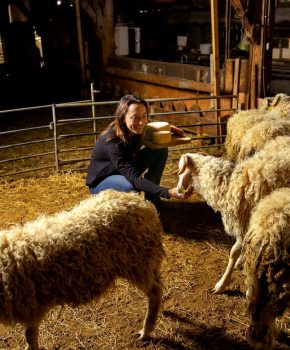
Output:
[174, 154, 189, 175]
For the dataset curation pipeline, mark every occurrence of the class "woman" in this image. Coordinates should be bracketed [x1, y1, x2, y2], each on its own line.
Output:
[86, 95, 189, 207]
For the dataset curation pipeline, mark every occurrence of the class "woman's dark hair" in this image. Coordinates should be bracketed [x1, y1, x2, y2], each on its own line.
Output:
[101, 95, 148, 144]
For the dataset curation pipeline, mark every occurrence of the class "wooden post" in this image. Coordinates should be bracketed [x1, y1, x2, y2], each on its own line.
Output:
[96, 0, 114, 65]
[74, 0, 86, 96]
[210, 0, 221, 143]
[224, 59, 234, 94]
[81, 0, 114, 66]
[232, 58, 240, 110]
[225, 0, 231, 59]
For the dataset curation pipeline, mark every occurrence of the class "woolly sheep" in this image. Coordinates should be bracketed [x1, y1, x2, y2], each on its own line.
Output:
[176, 137, 290, 294]
[243, 187, 290, 350]
[0, 189, 164, 350]
[261, 92, 290, 113]
[236, 118, 290, 162]
[224, 105, 290, 162]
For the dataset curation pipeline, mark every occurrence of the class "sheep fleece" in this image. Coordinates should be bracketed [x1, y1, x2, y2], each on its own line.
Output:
[0, 189, 164, 326]
[243, 187, 290, 349]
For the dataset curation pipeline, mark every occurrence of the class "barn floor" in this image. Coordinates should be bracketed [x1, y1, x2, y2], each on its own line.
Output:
[0, 105, 289, 349]
[0, 171, 289, 350]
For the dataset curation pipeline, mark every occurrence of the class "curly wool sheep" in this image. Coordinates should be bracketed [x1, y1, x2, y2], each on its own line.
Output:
[243, 187, 290, 350]
[224, 100, 290, 162]
[176, 137, 290, 294]
[261, 92, 290, 113]
[236, 118, 290, 161]
[0, 189, 164, 350]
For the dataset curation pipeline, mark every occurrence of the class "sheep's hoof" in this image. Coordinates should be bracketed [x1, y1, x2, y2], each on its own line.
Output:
[135, 330, 151, 341]
[210, 282, 226, 294]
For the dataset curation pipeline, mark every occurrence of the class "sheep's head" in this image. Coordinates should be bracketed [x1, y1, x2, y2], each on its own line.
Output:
[174, 154, 197, 195]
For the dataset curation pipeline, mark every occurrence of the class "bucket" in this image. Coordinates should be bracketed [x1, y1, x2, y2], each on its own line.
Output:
[177, 36, 187, 50]
[200, 43, 212, 55]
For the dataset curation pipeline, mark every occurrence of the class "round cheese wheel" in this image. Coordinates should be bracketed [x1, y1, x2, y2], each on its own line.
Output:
[144, 121, 171, 141]
[152, 131, 172, 144]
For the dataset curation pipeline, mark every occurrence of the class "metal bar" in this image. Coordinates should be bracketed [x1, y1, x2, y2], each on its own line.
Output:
[0, 138, 54, 149]
[178, 122, 227, 127]
[54, 95, 237, 108]
[151, 108, 235, 117]
[0, 165, 55, 178]
[58, 146, 93, 153]
[59, 157, 91, 165]
[0, 95, 235, 178]
[57, 131, 99, 139]
[56, 108, 233, 124]
[55, 100, 119, 108]
[52, 104, 59, 172]
[91, 82, 97, 142]
[0, 104, 52, 115]
[0, 151, 54, 164]
[169, 143, 225, 154]
[0, 124, 51, 136]
[56, 116, 114, 123]
[145, 95, 237, 102]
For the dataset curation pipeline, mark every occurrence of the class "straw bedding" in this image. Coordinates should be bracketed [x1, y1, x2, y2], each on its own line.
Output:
[0, 170, 289, 350]
[0, 109, 289, 349]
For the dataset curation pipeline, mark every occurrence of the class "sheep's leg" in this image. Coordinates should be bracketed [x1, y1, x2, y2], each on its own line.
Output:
[211, 239, 242, 294]
[247, 296, 278, 350]
[137, 277, 162, 340]
[25, 325, 40, 350]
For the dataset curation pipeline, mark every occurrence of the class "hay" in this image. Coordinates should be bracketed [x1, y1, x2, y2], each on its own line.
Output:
[0, 172, 289, 349]
[0, 111, 288, 349]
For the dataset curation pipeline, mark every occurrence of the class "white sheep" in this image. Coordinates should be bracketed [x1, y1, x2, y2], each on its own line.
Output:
[236, 118, 290, 161]
[0, 189, 164, 350]
[243, 187, 290, 350]
[176, 136, 290, 294]
[224, 106, 290, 162]
[261, 92, 290, 112]
[224, 109, 269, 162]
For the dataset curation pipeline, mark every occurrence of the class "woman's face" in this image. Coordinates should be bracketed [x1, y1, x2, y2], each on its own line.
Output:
[124, 103, 148, 135]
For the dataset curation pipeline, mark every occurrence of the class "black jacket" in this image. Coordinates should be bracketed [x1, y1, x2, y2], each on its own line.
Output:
[86, 131, 169, 198]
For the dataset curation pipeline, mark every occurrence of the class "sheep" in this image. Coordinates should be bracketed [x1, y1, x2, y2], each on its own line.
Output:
[224, 103, 290, 162]
[176, 136, 290, 294]
[261, 92, 290, 113]
[236, 118, 290, 162]
[0, 189, 164, 350]
[243, 187, 290, 350]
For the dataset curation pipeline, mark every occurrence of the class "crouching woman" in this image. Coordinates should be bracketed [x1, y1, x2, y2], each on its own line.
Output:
[86, 95, 189, 207]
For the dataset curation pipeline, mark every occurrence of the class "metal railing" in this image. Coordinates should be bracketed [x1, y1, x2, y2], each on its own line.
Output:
[0, 88, 237, 178]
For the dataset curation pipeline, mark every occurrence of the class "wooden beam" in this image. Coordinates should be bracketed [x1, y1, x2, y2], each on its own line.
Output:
[210, 0, 221, 141]
[74, 0, 86, 95]
[96, 0, 114, 65]
[232, 58, 240, 110]
[93, 65, 214, 93]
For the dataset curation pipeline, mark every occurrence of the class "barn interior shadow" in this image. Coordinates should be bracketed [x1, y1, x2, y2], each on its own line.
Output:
[148, 310, 251, 350]
[158, 200, 233, 245]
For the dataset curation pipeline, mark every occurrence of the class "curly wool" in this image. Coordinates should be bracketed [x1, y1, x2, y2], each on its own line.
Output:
[236, 119, 290, 161]
[224, 96, 290, 162]
[243, 188, 290, 350]
[261, 93, 290, 113]
[181, 139, 290, 239]
[0, 189, 164, 327]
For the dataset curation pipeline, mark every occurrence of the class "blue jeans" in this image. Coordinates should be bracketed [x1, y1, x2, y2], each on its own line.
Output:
[89, 147, 168, 201]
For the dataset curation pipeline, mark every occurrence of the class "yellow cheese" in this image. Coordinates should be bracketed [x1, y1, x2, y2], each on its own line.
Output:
[152, 131, 172, 144]
[144, 122, 171, 141]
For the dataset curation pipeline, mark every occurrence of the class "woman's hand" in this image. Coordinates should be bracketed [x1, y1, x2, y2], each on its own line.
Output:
[168, 186, 193, 200]
[170, 124, 185, 137]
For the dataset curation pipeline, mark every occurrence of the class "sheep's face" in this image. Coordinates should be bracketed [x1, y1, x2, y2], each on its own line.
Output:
[176, 154, 195, 194]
